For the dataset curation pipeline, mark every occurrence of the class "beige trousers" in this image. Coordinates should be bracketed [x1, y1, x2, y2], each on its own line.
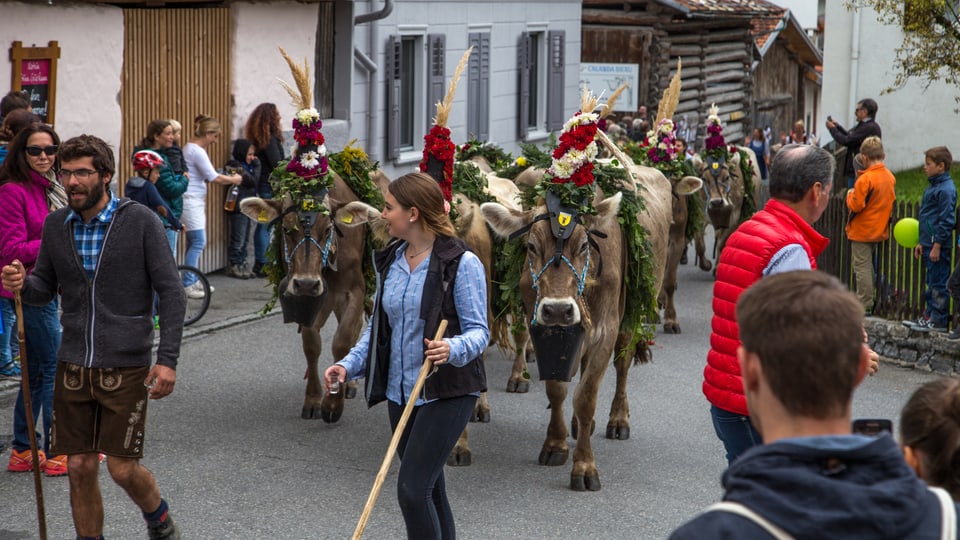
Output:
[850, 241, 876, 312]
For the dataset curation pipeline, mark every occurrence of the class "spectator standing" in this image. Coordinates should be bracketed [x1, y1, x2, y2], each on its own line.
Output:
[222, 139, 259, 279]
[782, 119, 818, 146]
[137, 120, 188, 254]
[901, 378, 960, 501]
[0, 109, 41, 165]
[0, 90, 30, 125]
[181, 115, 241, 298]
[705, 144, 835, 465]
[325, 173, 489, 539]
[1, 134, 185, 540]
[904, 146, 956, 333]
[244, 103, 284, 278]
[746, 127, 769, 182]
[826, 98, 882, 188]
[163, 119, 187, 177]
[126, 149, 183, 232]
[0, 124, 66, 475]
[671, 271, 955, 540]
[845, 136, 896, 314]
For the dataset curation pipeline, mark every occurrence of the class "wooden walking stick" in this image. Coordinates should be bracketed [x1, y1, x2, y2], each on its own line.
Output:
[352, 320, 448, 540]
[13, 261, 48, 540]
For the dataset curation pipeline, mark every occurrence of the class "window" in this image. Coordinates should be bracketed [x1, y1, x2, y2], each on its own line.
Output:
[399, 36, 419, 149]
[468, 31, 491, 140]
[518, 30, 565, 140]
[386, 32, 446, 161]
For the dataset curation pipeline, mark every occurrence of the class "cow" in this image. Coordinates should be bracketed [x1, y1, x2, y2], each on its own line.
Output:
[239, 172, 378, 423]
[660, 174, 704, 333]
[479, 165, 672, 491]
[691, 146, 762, 267]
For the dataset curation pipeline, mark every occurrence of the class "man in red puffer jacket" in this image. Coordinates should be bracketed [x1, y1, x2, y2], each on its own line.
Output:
[705, 144, 835, 465]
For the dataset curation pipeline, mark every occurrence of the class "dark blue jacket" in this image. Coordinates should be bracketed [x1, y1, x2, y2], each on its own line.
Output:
[670, 435, 958, 540]
[125, 176, 183, 231]
[918, 172, 957, 248]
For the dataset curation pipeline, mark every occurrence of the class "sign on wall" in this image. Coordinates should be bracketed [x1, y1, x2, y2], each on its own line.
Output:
[579, 63, 639, 112]
[10, 41, 61, 125]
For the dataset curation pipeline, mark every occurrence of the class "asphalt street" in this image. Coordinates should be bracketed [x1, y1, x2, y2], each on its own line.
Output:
[0, 256, 944, 539]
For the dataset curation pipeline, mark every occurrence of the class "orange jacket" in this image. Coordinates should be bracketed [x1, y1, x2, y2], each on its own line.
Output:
[845, 163, 896, 243]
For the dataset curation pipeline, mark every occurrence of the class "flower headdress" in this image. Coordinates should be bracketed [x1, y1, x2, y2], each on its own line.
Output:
[703, 103, 737, 161]
[274, 47, 332, 206]
[420, 47, 473, 202]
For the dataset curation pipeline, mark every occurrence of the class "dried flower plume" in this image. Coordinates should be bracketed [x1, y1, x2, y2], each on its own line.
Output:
[599, 83, 629, 119]
[278, 46, 312, 110]
[434, 47, 473, 128]
[655, 58, 682, 125]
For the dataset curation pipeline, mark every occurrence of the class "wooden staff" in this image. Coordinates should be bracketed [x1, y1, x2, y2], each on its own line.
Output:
[352, 320, 448, 540]
[13, 261, 47, 540]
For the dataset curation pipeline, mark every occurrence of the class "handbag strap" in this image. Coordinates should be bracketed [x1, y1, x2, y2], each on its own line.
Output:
[705, 501, 795, 540]
[930, 486, 957, 540]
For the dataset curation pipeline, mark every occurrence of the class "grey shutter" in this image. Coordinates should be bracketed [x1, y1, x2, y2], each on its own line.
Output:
[428, 34, 446, 128]
[517, 32, 531, 140]
[386, 35, 401, 160]
[546, 30, 566, 133]
[468, 33, 491, 140]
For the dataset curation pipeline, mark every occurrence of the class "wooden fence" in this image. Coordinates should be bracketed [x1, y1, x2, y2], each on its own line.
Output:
[814, 196, 959, 323]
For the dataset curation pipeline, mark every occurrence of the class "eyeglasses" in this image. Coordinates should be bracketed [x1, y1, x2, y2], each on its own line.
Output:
[25, 145, 58, 157]
[59, 168, 99, 180]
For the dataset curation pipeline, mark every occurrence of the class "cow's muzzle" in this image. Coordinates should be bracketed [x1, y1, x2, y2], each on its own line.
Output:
[707, 200, 733, 229]
[278, 276, 325, 326]
[537, 298, 580, 326]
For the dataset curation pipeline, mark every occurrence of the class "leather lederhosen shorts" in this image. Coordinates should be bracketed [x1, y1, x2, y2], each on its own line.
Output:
[51, 362, 150, 458]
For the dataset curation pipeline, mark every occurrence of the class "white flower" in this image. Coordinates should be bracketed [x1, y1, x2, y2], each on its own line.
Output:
[659, 120, 674, 134]
[296, 108, 320, 125]
[563, 112, 599, 132]
[299, 150, 321, 169]
[646, 129, 656, 140]
[584, 142, 598, 160]
[551, 159, 574, 179]
[317, 144, 327, 157]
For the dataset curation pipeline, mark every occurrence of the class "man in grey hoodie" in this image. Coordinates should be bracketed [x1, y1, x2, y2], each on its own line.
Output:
[1, 134, 185, 540]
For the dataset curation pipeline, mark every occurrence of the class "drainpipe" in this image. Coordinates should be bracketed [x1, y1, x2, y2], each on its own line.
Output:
[848, 7, 861, 121]
[354, 0, 394, 162]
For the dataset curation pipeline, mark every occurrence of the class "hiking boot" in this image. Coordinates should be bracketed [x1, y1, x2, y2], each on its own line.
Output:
[44, 454, 68, 477]
[252, 262, 267, 278]
[148, 514, 181, 540]
[913, 318, 947, 333]
[7, 448, 46, 472]
[947, 327, 960, 340]
[902, 317, 927, 330]
[227, 264, 250, 279]
[0, 359, 21, 380]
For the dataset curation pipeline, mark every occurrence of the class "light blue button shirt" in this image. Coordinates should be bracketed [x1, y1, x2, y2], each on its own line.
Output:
[338, 244, 489, 406]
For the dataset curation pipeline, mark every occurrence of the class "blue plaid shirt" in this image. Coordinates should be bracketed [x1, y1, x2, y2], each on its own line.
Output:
[66, 194, 118, 279]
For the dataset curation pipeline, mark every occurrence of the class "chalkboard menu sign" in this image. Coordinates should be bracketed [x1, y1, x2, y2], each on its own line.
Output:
[10, 41, 60, 125]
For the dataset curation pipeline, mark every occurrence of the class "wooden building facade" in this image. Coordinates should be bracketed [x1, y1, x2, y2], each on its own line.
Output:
[582, 0, 793, 147]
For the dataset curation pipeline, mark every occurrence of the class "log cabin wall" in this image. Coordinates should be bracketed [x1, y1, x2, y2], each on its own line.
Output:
[752, 38, 802, 143]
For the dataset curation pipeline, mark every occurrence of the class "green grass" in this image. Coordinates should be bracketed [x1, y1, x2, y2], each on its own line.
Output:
[893, 163, 960, 203]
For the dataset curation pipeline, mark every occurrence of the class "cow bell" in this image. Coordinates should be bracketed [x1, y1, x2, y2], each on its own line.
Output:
[528, 323, 585, 381]
[545, 190, 579, 241]
[277, 276, 325, 327]
[707, 204, 733, 230]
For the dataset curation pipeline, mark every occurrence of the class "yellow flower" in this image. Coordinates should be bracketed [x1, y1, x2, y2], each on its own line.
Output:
[517, 156, 528, 166]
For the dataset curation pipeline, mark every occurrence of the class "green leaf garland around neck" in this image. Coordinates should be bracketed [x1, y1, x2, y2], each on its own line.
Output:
[270, 159, 334, 213]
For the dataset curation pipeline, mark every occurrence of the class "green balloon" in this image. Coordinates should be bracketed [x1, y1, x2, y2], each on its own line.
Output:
[893, 217, 920, 249]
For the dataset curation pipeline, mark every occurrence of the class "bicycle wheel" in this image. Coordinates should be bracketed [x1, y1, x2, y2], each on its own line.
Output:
[178, 265, 211, 326]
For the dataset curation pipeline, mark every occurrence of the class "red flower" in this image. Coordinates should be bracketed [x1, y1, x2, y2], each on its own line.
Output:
[419, 125, 455, 201]
[570, 162, 595, 187]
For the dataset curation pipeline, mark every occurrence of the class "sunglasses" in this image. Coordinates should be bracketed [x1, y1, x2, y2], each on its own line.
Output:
[26, 145, 58, 157]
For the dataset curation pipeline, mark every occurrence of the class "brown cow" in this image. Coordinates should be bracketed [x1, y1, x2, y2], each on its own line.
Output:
[240, 172, 377, 422]
[660, 174, 704, 333]
[480, 166, 671, 491]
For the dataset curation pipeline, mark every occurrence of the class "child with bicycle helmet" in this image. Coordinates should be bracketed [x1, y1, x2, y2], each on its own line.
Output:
[127, 149, 183, 231]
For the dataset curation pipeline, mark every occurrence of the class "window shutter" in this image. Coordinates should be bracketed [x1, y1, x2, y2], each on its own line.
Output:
[546, 30, 565, 133]
[386, 35, 402, 160]
[468, 32, 491, 141]
[428, 34, 446, 128]
[517, 32, 531, 140]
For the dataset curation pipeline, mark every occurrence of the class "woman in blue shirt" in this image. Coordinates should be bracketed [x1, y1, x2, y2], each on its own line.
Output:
[326, 172, 489, 539]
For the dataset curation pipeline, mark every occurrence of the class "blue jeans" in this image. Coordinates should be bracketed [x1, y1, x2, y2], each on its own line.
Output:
[711, 405, 761, 465]
[254, 223, 272, 265]
[0, 298, 16, 366]
[923, 245, 952, 327]
[228, 213, 251, 266]
[165, 228, 179, 258]
[12, 300, 60, 453]
[183, 228, 206, 285]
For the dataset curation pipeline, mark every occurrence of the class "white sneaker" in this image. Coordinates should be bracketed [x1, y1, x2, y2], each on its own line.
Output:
[185, 281, 206, 299]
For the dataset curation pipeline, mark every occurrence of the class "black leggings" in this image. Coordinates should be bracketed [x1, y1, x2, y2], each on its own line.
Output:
[387, 395, 477, 540]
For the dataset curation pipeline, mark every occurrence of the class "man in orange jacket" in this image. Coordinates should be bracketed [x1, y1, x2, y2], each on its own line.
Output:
[845, 136, 896, 313]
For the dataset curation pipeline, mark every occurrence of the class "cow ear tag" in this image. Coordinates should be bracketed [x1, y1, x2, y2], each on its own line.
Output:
[257, 210, 270, 223]
[341, 213, 353, 224]
[546, 191, 577, 241]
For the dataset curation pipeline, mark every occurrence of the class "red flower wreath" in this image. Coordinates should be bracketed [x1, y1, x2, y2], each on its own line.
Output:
[420, 125, 455, 201]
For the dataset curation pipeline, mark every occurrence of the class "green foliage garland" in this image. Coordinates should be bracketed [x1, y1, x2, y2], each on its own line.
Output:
[455, 139, 514, 170]
[737, 148, 757, 223]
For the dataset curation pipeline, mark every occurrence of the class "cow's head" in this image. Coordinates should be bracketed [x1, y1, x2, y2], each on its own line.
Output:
[240, 194, 380, 318]
[481, 190, 621, 329]
[693, 151, 740, 229]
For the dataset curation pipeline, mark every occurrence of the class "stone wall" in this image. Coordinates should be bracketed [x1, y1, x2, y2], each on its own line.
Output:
[866, 318, 960, 375]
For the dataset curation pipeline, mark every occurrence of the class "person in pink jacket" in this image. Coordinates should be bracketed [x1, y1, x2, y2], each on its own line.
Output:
[0, 123, 67, 476]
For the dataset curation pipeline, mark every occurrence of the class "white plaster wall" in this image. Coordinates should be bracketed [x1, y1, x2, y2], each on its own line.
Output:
[231, 2, 319, 140]
[0, 2, 123, 168]
[823, 4, 960, 171]
[350, 0, 582, 179]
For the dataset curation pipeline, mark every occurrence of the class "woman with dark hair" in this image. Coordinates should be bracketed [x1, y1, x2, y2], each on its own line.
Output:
[325, 172, 488, 539]
[901, 378, 960, 501]
[137, 119, 188, 253]
[0, 109, 41, 165]
[0, 124, 67, 476]
[244, 103, 284, 277]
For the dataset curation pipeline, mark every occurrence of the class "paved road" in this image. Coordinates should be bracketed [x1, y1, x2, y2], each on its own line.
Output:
[0, 259, 942, 539]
